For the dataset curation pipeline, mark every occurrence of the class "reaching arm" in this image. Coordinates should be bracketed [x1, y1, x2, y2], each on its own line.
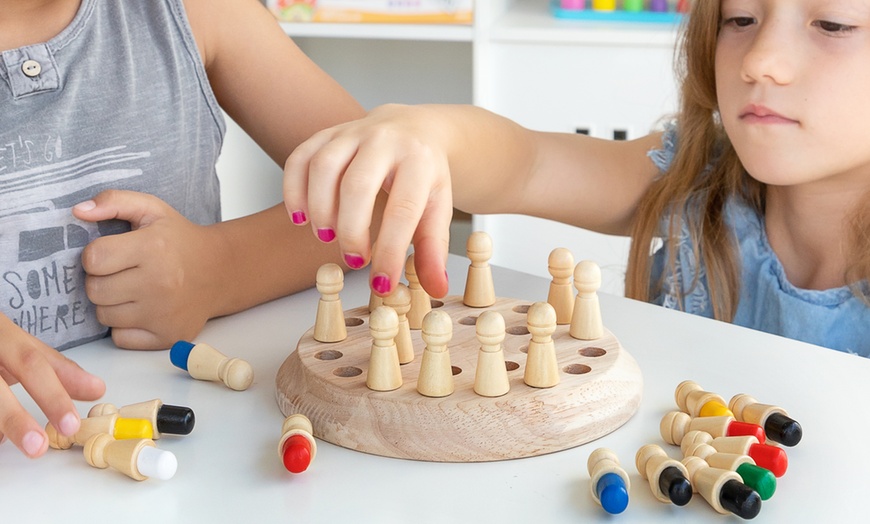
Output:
[284, 103, 662, 299]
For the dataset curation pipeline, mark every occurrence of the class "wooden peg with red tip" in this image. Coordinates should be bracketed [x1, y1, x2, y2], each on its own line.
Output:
[279, 414, 317, 474]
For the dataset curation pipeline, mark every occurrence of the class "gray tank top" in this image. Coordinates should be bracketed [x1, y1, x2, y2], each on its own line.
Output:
[0, 0, 225, 349]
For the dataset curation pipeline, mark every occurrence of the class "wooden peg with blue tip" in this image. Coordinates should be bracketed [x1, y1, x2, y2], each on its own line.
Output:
[171, 340, 253, 391]
[587, 448, 630, 514]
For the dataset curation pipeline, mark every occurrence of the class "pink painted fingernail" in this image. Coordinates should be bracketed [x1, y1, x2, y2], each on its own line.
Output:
[291, 211, 307, 225]
[344, 253, 365, 269]
[317, 228, 336, 243]
[22, 431, 45, 456]
[371, 274, 392, 295]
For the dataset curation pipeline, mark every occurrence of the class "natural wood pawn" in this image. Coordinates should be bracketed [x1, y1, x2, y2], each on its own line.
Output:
[187, 342, 254, 391]
[83, 434, 177, 481]
[46, 413, 152, 449]
[473, 310, 510, 397]
[687, 442, 755, 472]
[675, 380, 733, 418]
[635, 444, 692, 505]
[278, 413, 318, 465]
[587, 447, 631, 506]
[463, 231, 496, 308]
[366, 306, 402, 392]
[660, 410, 733, 445]
[314, 263, 347, 343]
[569, 260, 603, 340]
[547, 247, 575, 325]
[681, 455, 761, 518]
[679, 430, 714, 456]
[383, 283, 415, 364]
[523, 301, 560, 388]
[405, 254, 431, 330]
[416, 309, 455, 397]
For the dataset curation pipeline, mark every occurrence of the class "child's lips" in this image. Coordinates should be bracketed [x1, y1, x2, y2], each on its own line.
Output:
[739, 104, 798, 124]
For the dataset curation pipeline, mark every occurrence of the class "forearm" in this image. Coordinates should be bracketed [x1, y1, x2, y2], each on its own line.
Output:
[206, 204, 343, 318]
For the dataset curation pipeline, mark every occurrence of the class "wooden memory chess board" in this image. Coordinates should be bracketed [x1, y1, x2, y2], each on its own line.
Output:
[275, 294, 642, 462]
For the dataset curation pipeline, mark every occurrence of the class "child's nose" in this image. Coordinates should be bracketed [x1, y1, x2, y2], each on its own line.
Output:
[740, 24, 795, 86]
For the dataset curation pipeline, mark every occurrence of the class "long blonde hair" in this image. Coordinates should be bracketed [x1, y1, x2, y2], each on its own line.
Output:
[625, 0, 764, 321]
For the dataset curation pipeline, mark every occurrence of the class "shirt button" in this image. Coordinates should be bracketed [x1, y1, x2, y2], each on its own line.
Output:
[22, 59, 42, 77]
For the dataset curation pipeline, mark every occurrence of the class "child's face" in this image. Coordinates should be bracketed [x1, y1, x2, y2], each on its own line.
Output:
[715, 0, 870, 189]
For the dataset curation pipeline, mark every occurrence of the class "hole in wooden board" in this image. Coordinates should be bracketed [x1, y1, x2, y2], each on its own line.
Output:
[579, 347, 606, 358]
[333, 366, 363, 378]
[345, 317, 364, 327]
[315, 350, 343, 361]
[505, 361, 520, 372]
[563, 364, 592, 375]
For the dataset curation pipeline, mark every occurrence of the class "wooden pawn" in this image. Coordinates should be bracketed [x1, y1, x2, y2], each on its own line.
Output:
[473, 310, 510, 397]
[84, 434, 177, 481]
[523, 301, 559, 388]
[587, 448, 631, 514]
[569, 260, 603, 340]
[681, 455, 762, 519]
[547, 247, 575, 324]
[635, 444, 693, 506]
[89, 399, 195, 438]
[170, 341, 254, 391]
[675, 380, 733, 418]
[383, 283, 414, 364]
[417, 310, 455, 397]
[278, 414, 317, 474]
[366, 306, 402, 392]
[687, 443, 755, 472]
[314, 263, 347, 343]
[46, 413, 153, 450]
[729, 393, 803, 447]
[679, 430, 714, 456]
[405, 254, 430, 330]
[660, 411, 733, 445]
[463, 231, 495, 308]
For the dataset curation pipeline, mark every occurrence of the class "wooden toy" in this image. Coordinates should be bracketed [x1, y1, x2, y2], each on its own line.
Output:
[523, 301, 559, 388]
[278, 414, 317, 474]
[635, 444, 693, 506]
[709, 436, 788, 478]
[275, 260, 642, 462]
[88, 399, 194, 438]
[83, 434, 177, 481]
[681, 455, 762, 519]
[404, 253, 430, 329]
[546, 247, 575, 325]
[686, 443, 776, 501]
[463, 231, 495, 307]
[678, 429, 713, 456]
[314, 263, 347, 343]
[366, 306, 403, 392]
[383, 283, 414, 364]
[674, 380, 733, 418]
[416, 310, 455, 398]
[473, 310, 510, 397]
[46, 413, 152, 450]
[170, 340, 254, 391]
[587, 448, 630, 514]
[569, 260, 603, 340]
[660, 411, 765, 446]
[729, 393, 803, 447]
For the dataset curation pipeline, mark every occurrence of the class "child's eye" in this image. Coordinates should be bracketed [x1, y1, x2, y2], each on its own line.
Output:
[722, 16, 756, 28]
[812, 20, 857, 34]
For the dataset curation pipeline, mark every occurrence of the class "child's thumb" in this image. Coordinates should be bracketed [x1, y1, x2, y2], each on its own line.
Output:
[71, 189, 167, 230]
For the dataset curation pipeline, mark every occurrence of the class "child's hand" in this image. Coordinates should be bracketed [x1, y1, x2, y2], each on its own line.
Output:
[73, 190, 223, 350]
[0, 315, 105, 458]
[283, 104, 453, 298]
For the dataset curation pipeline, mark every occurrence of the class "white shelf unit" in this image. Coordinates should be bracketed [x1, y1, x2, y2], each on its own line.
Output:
[270, 0, 681, 295]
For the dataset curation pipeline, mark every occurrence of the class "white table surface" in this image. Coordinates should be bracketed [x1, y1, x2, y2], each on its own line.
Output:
[3, 255, 869, 523]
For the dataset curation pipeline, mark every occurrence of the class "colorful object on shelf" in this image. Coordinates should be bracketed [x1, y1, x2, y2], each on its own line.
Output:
[551, 0, 688, 23]
[267, 0, 473, 24]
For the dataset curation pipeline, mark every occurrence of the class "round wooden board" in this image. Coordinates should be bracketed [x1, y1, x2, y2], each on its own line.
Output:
[276, 295, 642, 462]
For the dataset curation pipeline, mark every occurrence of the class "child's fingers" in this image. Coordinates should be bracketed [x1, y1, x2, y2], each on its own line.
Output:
[410, 186, 453, 298]
[335, 142, 402, 270]
[304, 136, 362, 244]
[0, 379, 49, 458]
[12, 348, 83, 444]
[284, 125, 349, 226]
[369, 153, 449, 296]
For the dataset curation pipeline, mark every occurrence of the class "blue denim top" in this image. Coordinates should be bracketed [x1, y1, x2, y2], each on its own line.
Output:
[647, 126, 870, 357]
